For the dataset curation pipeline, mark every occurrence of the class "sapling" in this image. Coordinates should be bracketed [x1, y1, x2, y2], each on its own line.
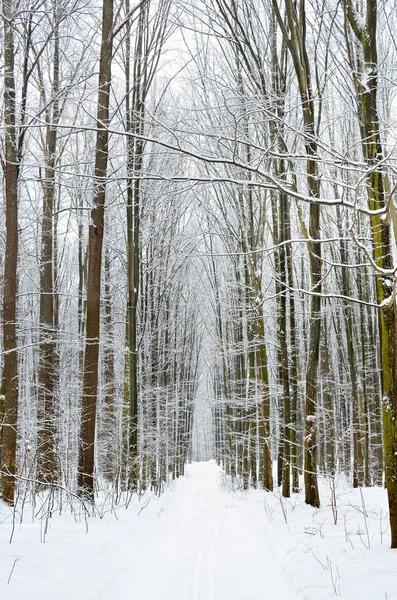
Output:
[329, 472, 338, 525]
[309, 548, 341, 597]
[262, 495, 275, 524]
[348, 488, 371, 549]
[343, 514, 354, 549]
[7, 556, 21, 585]
[379, 509, 389, 545]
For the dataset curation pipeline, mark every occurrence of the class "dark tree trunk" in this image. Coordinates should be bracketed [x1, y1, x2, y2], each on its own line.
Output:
[37, 7, 60, 484]
[1, 0, 19, 506]
[125, 0, 145, 487]
[273, 0, 322, 507]
[77, 0, 113, 500]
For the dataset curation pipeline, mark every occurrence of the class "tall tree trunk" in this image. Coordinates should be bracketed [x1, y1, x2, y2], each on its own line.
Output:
[273, 0, 321, 507]
[1, 0, 19, 505]
[37, 6, 60, 484]
[126, 0, 146, 487]
[285, 200, 300, 492]
[336, 207, 363, 486]
[280, 188, 292, 497]
[77, 0, 113, 500]
[345, 0, 397, 547]
[270, 191, 285, 489]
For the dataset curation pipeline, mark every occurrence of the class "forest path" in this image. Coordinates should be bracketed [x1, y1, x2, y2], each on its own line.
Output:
[99, 460, 297, 600]
[1, 461, 297, 600]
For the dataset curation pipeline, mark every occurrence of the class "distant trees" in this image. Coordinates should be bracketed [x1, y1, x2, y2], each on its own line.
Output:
[124, 0, 172, 488]
[175, 0, 397, 546]
[0, 0, 199, 504]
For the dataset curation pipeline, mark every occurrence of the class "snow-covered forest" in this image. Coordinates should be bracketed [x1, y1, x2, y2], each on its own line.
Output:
[1, 0, 397, 597]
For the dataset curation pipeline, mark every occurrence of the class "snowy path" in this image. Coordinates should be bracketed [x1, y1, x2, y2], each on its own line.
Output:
[0, 461, 296, 600]
[102, 461, 296, 600]
[2, 461, 397, 600]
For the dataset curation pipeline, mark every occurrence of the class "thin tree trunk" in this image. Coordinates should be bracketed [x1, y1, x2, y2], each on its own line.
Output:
[280, 188, 292, 498]
[336, 207, 363, 486]
[37, 6, 60, 484]
[126, 0, 146, 487]
[286, 204, 300, 492]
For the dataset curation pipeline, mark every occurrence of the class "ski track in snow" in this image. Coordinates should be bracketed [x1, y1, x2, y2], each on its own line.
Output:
[101, 461, 296, 600]
[0, 461, 297, 600]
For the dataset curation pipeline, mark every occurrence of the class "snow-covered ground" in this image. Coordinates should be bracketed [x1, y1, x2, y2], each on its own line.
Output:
[0, 461, 396, 599]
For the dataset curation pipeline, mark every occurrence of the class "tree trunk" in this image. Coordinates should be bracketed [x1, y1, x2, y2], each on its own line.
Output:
[37, 6, 60, 484]
[101, 247, 116, 481]
[125, 0, 146, 487]
[1, 0, 19, 506]
[77, 0, 113, 500]
[345, 0, 397, 546]
[336, 207, 363, 486]
[273, 0, 321, 507]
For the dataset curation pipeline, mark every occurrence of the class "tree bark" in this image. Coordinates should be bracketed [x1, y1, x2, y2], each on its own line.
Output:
[345, 0, 397, 547]
[37, 4, 60, 484]
[1, 0, 19, 506]
[125, 0, 146, 488]
[273, 0, 321, 507]
[77, 0, 113, 500]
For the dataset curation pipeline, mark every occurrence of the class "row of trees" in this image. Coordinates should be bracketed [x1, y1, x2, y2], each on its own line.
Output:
[0, 0, 200, 508]
[177, 0, 397, 545]
[2, 0, 397, 547]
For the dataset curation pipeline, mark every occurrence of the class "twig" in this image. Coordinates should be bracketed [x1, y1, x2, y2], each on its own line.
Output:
[7, 556, 22, 585]
[137, 498, 150, 516]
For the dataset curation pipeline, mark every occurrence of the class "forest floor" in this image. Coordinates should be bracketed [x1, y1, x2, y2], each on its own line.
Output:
[0, 461, 396, 599]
